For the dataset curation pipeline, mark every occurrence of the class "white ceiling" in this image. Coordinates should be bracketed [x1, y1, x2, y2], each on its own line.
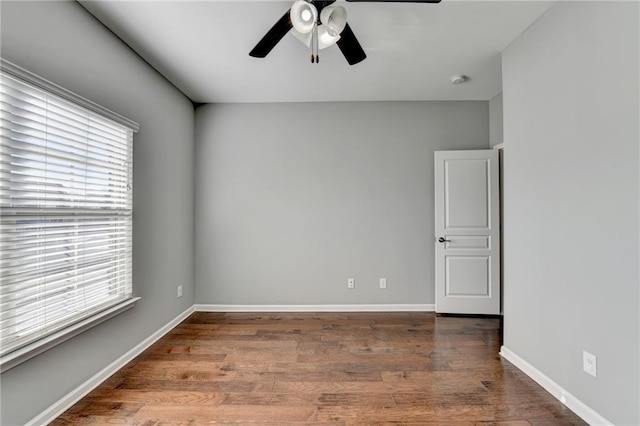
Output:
[80, 0, 554, 103]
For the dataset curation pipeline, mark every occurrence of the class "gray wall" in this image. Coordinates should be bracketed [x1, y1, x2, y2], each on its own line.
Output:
[0, 2, 195, 424]
[195, 102, 489, 306]
[502, 2, 639, 424]
[489, 92, 503, 147]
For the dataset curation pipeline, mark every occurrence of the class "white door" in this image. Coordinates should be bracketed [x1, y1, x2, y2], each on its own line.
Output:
[434, 150, 500, 314]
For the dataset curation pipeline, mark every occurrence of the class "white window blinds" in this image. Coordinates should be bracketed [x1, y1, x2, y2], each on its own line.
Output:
[0, 65, 136, 360]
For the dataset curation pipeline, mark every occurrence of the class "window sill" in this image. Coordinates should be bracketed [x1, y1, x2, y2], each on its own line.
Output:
[0, 297, 141, 373]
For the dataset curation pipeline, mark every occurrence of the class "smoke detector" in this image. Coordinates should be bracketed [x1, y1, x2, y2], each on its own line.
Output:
[450, 74, 469, 85]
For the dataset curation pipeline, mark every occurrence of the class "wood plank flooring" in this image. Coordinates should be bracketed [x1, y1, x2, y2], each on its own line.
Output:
[52, 312, 586, 425]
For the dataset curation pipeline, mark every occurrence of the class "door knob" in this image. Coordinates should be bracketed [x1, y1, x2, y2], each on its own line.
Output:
[438, 237, 451, 243]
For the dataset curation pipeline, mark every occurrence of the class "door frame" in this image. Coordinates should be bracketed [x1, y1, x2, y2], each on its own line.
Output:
[493, 143, 504, 341]
[493, 143, 504, 315]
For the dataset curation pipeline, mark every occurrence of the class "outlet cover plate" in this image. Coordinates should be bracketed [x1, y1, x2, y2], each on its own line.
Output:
[347, 278, 355, 289]
[177, 285, 183, 298]
[583, 350, 597, 377]
[380, 278, 387, 289]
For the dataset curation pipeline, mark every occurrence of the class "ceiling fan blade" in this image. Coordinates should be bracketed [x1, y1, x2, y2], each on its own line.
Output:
[336, 23, 366, 65]
[249, 10, 293, 58]
[345, 0, 441, 2]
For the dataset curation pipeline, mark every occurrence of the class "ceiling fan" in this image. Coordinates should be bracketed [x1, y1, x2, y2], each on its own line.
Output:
[249, 0, 441, 66]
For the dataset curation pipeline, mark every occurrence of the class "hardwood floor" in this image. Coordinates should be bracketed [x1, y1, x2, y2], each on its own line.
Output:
[52, 312, 586, 425]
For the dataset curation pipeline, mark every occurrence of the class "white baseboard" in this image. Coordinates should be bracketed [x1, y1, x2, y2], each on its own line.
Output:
[194, 304, 435, 312]
[500, 346, 613, 426]
[27, 305, 195, 426]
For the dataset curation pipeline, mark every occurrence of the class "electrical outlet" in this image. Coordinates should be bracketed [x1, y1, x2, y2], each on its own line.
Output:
[177, 285, 183, 298]
[380, 278, 387, 289]
[347, 278, 355, 289]
[583, 350, 597, 377]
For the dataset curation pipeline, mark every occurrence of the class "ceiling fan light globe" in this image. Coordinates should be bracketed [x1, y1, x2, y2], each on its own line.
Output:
[320, 6, 347, 36]
[291, 0, 318, 34]
[317, 25, 341, 50]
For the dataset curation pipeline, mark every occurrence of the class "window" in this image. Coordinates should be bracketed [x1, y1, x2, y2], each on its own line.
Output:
[0, 60, 139, 370]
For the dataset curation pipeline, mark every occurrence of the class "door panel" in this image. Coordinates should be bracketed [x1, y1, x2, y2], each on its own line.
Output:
[446, 256, 490, 296]
[444, 159, 490, 229]
[435, 150, 500, 314]
[445, 236, 490, 250]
